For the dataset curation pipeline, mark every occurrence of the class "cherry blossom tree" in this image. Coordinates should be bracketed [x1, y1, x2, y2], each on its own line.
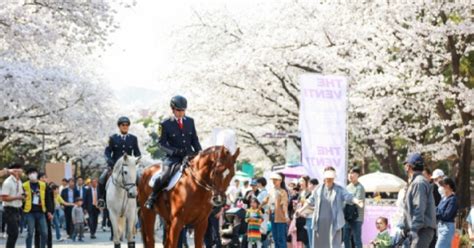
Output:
[168, 1, 473, 207]
[0, 0, 137, 168]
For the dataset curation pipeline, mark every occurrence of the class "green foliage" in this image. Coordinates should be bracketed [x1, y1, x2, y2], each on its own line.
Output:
[138, 116, 167, 160]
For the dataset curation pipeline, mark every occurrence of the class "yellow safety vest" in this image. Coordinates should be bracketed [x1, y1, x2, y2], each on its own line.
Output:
[23, 181, 47, 213]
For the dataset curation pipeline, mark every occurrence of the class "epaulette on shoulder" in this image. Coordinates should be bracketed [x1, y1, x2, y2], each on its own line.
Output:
[162, 117, 174, 124]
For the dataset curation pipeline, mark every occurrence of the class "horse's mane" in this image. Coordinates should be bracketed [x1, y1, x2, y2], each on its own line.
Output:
[199, 145, 229, 156]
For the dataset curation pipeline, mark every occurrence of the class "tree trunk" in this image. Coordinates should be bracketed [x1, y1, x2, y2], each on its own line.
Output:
[455, 137, 472, 209]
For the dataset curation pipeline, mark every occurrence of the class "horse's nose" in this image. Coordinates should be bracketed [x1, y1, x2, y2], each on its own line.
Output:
[128, 188, 137, 198]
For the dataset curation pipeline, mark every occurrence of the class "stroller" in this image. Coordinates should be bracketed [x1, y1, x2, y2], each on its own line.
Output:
[221, 207, 247, 248]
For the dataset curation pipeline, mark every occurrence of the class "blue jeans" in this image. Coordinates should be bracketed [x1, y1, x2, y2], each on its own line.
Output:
[53, 209, 62, 240]
[343, 221, 362, 248]
[306, 218, 313, 248]
[436, 222, 455, 248]
[25, 212, 47, 248]
[270, 214, 287, 248]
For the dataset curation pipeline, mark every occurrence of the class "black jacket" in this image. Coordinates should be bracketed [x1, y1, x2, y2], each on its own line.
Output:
[158, 116, 202, 159]
[104, 133, 141, 167]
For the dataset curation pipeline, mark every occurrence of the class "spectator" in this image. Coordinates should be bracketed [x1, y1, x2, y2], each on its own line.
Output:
[0, 167, 23, 178]
[467, 203, 474, 245]
[400, 153, 437, 248]
[243, 179, 260, 208]
[255, 177, 270, 248]
[435, 177, 458, 248]
[226, 179, 241, 207]
[246, 197, 263, 248]
[296, 176, 312, 248]
[204, 205, 223, 248]
[51, 184, 73, 241]
[23, 167, 48, 248]
[58, 178, 68, 195]
[1, 163, 24, 248]
[85, 178, 100, 239]
[242, 180, 251, 198]
[256, 177, 268, 208]
[84, 178, 91, 189]
[76, 177, 87, 200]
[71, 197, 86, 242]
[268, 172, 289, 248]
[296, 166, 363, 248]
[34, 173, 54, 248]
[288, 179, 298, 192]
[370, 217, 391, 248]
[431, 169, 445, 205]
[344, 167, 366, 248]
[61, 178, 79, 239]
[303, 178, 318, 247]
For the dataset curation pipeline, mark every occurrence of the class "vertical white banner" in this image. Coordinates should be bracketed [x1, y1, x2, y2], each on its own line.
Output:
[64, 162, 72, 180]
[299, 74, 348, 186]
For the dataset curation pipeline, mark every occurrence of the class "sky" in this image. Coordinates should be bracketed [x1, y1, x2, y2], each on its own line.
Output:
[100, 0, 185, 91]
[100, 0, 251, 92]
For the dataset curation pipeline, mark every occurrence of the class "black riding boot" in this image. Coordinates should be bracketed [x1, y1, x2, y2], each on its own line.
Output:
[97, 168, 109, 208]
[145, 176, 166, 210]
[97, 182, 106, 208]
[128, 241, 135, 248]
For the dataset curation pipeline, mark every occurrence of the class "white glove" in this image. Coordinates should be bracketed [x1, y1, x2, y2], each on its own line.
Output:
[409, 231, 418, 241]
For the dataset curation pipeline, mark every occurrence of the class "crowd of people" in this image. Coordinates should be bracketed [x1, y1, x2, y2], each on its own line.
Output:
[1, 152, 474, 248]
[0, 164, 107, 248]
[209, 153, 473, 248]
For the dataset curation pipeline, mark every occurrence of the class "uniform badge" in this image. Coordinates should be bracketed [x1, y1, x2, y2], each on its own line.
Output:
[158, 124, 163, 137]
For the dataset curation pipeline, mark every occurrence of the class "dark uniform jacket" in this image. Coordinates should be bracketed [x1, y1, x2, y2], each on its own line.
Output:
[104, 134, 141, 167]
[159, 116, 202, 164]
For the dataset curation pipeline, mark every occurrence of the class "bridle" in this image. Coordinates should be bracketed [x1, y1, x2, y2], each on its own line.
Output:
[186, 150, 231, 206]
[111, 161, 136, 195]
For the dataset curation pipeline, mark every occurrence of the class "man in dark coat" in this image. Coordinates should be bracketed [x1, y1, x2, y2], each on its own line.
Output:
[97, 116, 141, 207]
[145, 95, 202, 209]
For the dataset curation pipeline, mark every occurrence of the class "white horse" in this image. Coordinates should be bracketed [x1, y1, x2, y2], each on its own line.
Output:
[106, 154, 140, 248]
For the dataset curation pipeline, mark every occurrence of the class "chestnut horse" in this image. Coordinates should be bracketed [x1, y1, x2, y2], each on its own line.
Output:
[137, 146, 240, 248]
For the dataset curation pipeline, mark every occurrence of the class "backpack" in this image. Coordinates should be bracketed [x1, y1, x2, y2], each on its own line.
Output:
[343, 204, 359, 222]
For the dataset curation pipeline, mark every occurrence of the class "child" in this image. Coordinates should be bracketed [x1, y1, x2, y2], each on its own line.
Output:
[245, 198, 263, 248]
[71, 197, 86, 242]
[371, 217, 391, 248]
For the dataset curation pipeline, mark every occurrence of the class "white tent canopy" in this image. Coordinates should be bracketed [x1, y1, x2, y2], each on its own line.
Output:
[359, 171, 407, 193]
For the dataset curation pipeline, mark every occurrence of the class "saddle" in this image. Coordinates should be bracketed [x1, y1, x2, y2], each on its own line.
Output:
[148, 157, 191, 190]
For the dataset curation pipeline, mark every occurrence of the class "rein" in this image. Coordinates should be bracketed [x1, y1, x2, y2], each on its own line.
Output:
[185, 153, 229, 206]
[186, 166, 213, 192]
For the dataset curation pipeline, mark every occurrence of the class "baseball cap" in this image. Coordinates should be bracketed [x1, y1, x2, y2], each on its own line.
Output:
[431, 169, 445, 179]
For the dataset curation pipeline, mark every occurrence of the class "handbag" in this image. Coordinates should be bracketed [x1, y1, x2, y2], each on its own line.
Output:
[343, 204, 359, 222]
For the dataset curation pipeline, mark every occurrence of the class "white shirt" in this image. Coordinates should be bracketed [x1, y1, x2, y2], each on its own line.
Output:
[2, 175, 23, 208]
[226, 185, 239, 205]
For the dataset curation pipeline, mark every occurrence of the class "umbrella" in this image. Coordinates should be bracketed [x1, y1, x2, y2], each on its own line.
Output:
[358, 171, 407, 192]
[233, 171, 251, 182]
[275, 165, 308, 179]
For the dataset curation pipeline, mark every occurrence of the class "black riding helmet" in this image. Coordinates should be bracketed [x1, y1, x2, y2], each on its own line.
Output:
[117, 116, 131, 126]
[170, 95, 187, 110]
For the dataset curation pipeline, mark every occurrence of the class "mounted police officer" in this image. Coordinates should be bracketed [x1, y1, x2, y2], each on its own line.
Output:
[97, 116, 141, 208]
[145, 95, 202, 209]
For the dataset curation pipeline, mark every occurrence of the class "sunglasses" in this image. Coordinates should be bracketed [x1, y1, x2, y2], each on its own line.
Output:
[120, 123, 130, 127]
[375, 222, 385, 225]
